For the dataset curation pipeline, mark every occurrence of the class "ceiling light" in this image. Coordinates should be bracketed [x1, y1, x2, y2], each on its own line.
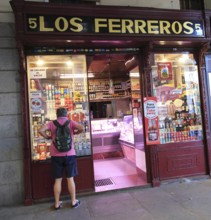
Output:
[130, 72, 139, 77]
[66, 60, 73, 66]
[37, 59, 44, 66]
[88, 73, 94, 78]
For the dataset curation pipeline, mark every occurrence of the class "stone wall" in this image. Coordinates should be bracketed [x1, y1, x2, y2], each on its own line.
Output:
[0, 22, 24, 206]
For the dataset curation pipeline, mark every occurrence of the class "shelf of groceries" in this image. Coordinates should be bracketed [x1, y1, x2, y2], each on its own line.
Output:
[157, 87, 203, 144]
[30, 78, 91, 161]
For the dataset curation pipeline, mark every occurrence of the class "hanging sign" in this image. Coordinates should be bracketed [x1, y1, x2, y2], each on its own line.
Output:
[144, 97, 160, 145]
[26, 14, 204, 37]
[157, 62, 172, 80]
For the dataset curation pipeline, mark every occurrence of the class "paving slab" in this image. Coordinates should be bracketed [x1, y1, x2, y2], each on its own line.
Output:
[1, 179, 211, 220]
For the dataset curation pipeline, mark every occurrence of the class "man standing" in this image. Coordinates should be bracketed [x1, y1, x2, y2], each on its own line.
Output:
[38, 107, 84, 210]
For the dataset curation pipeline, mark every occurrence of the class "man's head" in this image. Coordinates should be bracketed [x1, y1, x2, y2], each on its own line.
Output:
[56, 107, 68, 117]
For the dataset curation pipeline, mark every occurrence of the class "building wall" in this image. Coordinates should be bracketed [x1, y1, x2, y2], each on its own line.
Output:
[6, 0, 211, 10]
[2, 0, 181, 11]
[100, 0, 180, 9]
[205, 0, 211, 9]
[0, 7, 24, 205]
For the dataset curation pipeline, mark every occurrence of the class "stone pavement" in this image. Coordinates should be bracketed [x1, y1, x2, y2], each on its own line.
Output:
[1, 177, 211, 220]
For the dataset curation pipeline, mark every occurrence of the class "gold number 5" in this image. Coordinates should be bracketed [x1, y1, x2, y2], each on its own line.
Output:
[28, 18, 37, 29]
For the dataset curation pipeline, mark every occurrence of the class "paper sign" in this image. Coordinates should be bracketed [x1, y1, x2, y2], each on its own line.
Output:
[157, 62, 172, 80]
[30, 91, 42, 99]
[144, 97, 160, 145]
[30, 68, 47, 79]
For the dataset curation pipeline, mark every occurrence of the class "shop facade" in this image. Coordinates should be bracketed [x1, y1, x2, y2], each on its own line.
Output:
[10, 0, 211, 205]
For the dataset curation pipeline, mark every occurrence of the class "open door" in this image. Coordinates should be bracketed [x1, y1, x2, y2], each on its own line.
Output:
[87, 53, 147, 192]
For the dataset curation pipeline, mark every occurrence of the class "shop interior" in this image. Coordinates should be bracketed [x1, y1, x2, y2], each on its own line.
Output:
[87, 54, 147, 192]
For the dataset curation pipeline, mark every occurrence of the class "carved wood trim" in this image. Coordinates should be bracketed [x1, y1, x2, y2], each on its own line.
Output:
[142, 43, 153, 97]
[197, 42, 211, 176]
[149, 145, 160, 187]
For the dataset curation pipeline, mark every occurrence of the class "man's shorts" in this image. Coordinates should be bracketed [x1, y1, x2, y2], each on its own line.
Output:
[51, 156, 78, 179]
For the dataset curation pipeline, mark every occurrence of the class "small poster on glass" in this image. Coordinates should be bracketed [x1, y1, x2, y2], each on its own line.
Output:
[157, 62, 172, 80]
[144, 97, 160, 145]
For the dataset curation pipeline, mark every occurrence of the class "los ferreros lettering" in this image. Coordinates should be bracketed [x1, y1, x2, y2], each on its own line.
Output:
[26, 15, 203, 36]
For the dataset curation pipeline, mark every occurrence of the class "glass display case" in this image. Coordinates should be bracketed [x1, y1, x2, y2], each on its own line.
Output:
[91, 118, 121, 134]
[119, 115, 134, 144]
[91, 118, 122, 155]
[151, 53, 203, 144]
[27, 55, 91, 160]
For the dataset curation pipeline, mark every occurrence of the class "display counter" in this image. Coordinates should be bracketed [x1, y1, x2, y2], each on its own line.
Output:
[118, 114, 145, 164]
[92, 131, 121, 154]
[119, 115, 135, 163]
[119, 139, 135, 163]
[91, 118, 122, 158]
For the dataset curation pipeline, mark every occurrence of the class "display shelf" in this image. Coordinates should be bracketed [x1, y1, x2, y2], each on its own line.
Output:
[88, 78, 131, 101]
[89, 88, 129, 92]
[89, 95, 131, 102]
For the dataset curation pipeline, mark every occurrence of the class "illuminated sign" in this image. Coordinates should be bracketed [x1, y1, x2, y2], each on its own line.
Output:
[26, 15, 204, 37]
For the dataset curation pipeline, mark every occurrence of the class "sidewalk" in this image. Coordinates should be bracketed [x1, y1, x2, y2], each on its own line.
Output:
[1, 177, 211, 220]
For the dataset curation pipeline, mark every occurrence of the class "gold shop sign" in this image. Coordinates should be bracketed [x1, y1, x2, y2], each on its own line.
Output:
[26, 14, 204, 37]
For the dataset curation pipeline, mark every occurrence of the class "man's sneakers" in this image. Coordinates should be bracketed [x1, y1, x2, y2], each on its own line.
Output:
[72, 200, 81, 208]
[54, 200, 81, 210]
[54, 201, 62, 210]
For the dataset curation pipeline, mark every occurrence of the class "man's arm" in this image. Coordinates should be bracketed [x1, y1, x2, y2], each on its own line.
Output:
[38, 124, 51, 139]
[73, 122, 84, 135]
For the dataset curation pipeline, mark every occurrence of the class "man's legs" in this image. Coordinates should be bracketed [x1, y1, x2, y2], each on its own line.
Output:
[54, 178, 62, 208]
[67, 177, 76, 205]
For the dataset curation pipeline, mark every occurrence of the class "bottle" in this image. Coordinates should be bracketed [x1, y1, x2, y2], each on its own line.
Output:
[191, 98, 195, 113]
[182, 99, 188, 113]
[41, 110, 45, 124]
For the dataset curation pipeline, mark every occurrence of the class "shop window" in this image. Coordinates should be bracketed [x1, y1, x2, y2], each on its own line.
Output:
[180, 0, 203, 10]
[27, 55, 91, 160]
[151, 53, 203, 144]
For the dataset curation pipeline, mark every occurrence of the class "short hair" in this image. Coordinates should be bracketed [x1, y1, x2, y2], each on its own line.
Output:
[56, 108, 68, 117]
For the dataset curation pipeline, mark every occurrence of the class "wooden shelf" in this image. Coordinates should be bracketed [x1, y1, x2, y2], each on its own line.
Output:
[89, 95, 131, 102]
[89, 88, 130, 93]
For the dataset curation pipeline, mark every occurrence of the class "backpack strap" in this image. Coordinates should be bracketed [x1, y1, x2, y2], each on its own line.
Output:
[53, 120, 70, 127]
[53, 120, 61, 128]
[63, 120, 70, 127]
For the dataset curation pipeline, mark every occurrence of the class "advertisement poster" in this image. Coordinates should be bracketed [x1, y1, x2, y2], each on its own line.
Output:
[157, 62, 172, 80]
[144, 97, 160, 145]
[31, 98, 42, 112]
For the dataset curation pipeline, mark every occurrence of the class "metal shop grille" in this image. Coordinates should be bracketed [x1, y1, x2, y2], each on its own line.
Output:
[95, 178, 114, 187]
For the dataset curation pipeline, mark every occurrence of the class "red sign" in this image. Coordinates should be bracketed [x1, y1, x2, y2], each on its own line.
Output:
[157, 62, 172, 80]
[144, 97, 160, 145]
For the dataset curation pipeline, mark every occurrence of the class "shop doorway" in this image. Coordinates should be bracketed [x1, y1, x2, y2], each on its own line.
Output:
[87, 53, 148, 192]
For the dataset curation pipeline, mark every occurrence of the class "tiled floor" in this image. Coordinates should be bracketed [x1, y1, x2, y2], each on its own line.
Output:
[93, 158, 147, 192]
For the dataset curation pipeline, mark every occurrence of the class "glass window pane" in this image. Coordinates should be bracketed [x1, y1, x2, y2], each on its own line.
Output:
[27, 55, 91, 160]
[151, 53, 203, 144]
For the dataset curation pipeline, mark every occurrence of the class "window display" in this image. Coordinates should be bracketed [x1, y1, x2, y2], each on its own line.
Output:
[27, 55, 91, 160]
[152, 53, 203, 144]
